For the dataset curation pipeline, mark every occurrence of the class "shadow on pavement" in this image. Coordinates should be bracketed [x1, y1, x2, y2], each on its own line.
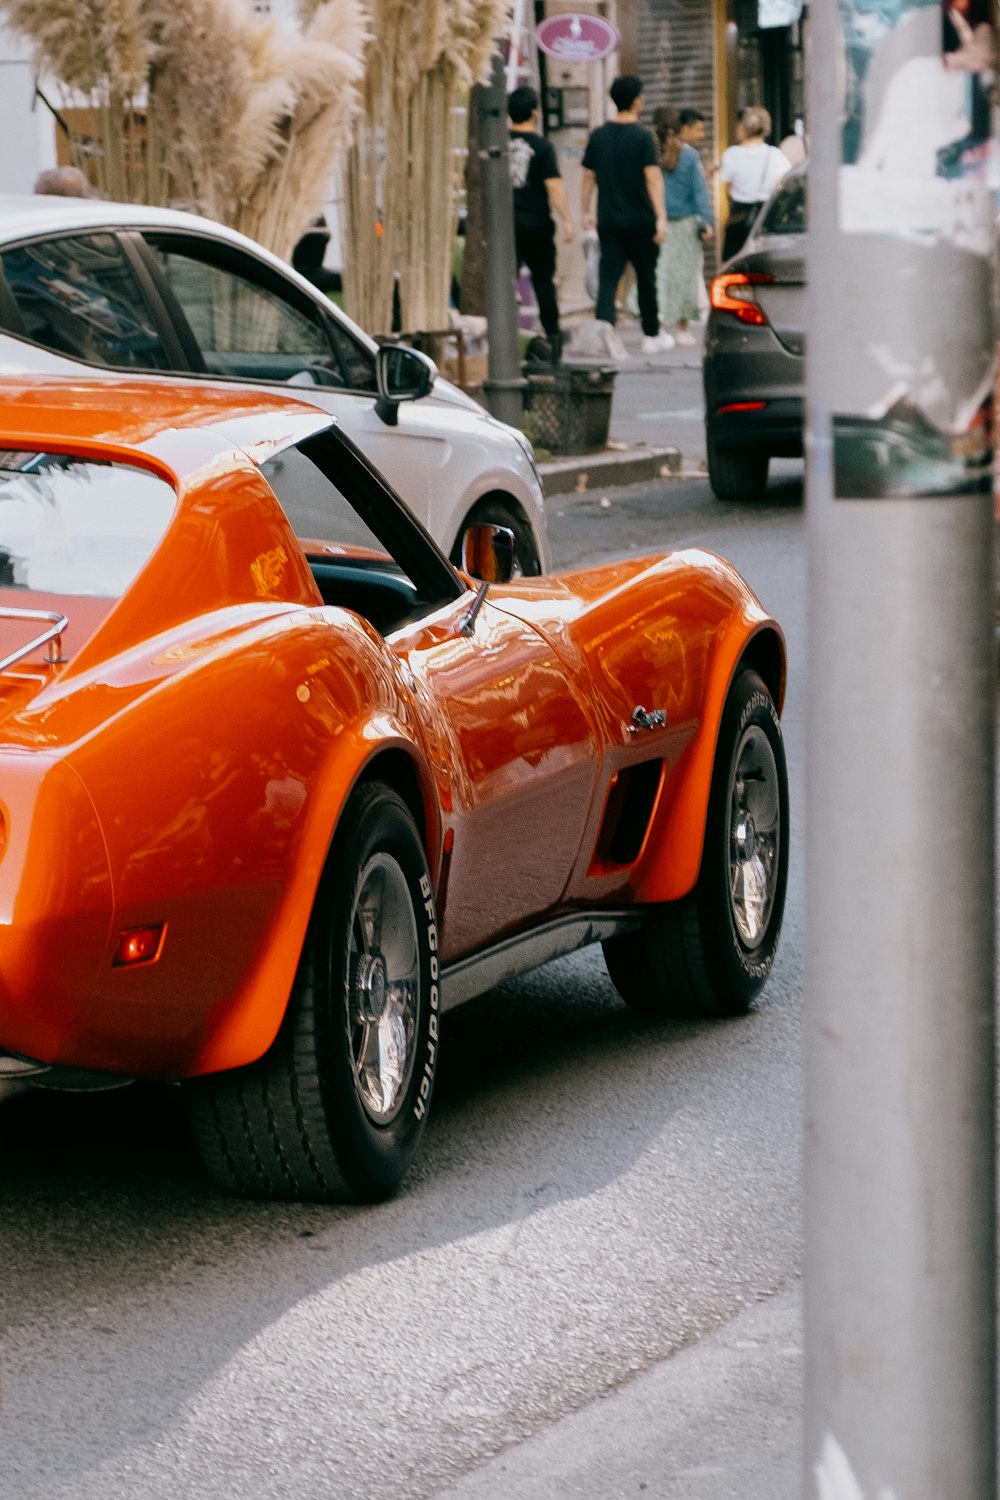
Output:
[0, 944, 782, 1498]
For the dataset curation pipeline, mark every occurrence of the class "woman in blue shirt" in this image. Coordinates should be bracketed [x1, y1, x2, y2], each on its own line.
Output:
[654, 107, 714, 347]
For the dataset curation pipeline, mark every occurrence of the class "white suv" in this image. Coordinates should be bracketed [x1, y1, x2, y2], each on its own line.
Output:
[0, 196, 548, 571]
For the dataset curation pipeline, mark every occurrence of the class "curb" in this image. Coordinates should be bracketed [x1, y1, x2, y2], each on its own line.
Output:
[539, 444, 683, 497]
[437, 1287, 801, 1499]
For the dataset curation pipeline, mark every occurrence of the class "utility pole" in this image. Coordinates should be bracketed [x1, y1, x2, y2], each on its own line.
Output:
[478, 48, 526, 429]
[805, 4, 997, 1497]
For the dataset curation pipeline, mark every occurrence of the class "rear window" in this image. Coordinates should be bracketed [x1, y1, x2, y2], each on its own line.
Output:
[0, 234, 172, 371]
[0, 452, 175, 597]
[761, 174, 806, 236]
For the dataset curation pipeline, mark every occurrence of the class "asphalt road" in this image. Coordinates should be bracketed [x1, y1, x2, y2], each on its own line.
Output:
[1, 466, 807, 1500]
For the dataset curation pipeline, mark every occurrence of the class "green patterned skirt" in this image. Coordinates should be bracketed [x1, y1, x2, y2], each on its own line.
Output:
[656, 214, 704, 327]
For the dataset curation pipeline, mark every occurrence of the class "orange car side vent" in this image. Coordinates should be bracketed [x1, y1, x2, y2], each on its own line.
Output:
[113, 924, 166, 968]
[590, 760, 665, 873]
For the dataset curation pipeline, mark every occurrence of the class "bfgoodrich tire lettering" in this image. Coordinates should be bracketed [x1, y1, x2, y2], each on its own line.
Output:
[603, 668, 788, 1019]
[188, 781, 438, 1202]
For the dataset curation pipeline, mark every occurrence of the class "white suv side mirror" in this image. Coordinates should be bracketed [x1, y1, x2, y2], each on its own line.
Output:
[375, 344, 437, 426]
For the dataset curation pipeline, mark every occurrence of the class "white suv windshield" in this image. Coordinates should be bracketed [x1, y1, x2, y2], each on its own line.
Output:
[0, 452, 175, 597]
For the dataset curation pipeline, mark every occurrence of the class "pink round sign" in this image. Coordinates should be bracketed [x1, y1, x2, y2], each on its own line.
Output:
[535, 13, 619, 64]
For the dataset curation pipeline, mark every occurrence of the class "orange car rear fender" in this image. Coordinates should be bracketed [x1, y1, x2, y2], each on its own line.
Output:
[0, 755, 115, 1063]
[46, 610, 436, 1078]
[190, 721, 439, 1079]
[633, 616, 786, 905]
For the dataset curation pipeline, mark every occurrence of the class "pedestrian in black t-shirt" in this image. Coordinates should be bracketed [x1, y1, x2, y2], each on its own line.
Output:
[508, 86, 575, 360]
[581, 75, 672, 353]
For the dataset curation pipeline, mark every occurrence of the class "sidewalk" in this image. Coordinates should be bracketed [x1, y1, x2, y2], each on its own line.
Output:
[536, 317, 708, 498]
[438, 1286, 802, 1498]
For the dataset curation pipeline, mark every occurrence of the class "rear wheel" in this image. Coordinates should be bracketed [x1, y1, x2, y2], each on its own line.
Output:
[603, 669, 788, 1019]
[453, 499, 542, 576]
[188, 782, 438, 1202]
[707, 439, 770, 502]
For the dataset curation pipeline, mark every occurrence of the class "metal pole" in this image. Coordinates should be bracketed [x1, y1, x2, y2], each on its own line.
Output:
[479, 48, 526, 429]
[805, 4, 997, 1497]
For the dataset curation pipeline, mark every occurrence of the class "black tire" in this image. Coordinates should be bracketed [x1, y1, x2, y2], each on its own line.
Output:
[188, 782, 439, 1202]
[603, 669, 788, 1019]
[452, 499, 543, 576]
[707, 439, 770, 503]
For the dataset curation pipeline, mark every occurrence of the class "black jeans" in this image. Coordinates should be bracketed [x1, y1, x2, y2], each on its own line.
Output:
[595, 223, 659, 336]
[515, 219, 560, 339]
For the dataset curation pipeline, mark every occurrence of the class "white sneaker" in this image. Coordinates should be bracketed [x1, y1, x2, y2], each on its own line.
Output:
[675, 329, 697, 347]
[641, 332, 675, 354]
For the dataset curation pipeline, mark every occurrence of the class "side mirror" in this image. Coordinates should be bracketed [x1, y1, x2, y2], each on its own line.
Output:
[375, 344, 437, 426]
[461, 523, 516, 584]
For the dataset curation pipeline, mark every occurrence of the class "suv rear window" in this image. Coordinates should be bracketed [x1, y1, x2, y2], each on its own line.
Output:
[761, 174, 806, 236]
[0, 452, 175, 596]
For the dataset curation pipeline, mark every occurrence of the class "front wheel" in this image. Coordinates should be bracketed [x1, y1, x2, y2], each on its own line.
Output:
[707, 438, 769, 503]
[453, 499, 543, 577]
[188, 782, 439, 1201]
[603, 669, 788, 1019]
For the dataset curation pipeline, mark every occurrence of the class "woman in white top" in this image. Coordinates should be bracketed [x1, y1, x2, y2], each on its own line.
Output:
[719, 107, 791, 261]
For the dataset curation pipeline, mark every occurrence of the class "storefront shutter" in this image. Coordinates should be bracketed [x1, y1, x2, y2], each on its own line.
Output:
[637, 0, 718, 275]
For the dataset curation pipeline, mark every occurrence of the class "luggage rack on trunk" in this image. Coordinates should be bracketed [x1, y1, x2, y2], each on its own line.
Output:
[0, 607, 68, 671]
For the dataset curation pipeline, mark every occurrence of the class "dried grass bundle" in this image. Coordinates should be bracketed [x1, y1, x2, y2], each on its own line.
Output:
[416, 0, 508, 87]
[2, 0, 153, 95]
[450, 0, 511, 86]
[148, 0, 367, 256]
[1, 0, 367, 259]
[243, 0, 369, 255]
[2, 0, 157, 200]
[146, 0, 277, 217]
[343, 0, 508, 333]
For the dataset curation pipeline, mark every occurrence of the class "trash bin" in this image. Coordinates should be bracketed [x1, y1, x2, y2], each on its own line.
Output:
[522, 365, 616, 454]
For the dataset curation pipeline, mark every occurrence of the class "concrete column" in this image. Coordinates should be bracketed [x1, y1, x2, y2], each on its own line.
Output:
[804, 3, 997, 1495]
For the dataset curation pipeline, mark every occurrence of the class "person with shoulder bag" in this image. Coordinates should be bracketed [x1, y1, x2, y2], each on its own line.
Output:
[719, 107, 790, 261]
[653, 106, 714, 346]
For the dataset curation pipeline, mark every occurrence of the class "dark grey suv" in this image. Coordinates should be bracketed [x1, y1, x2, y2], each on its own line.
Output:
[703, 166, 805, 502]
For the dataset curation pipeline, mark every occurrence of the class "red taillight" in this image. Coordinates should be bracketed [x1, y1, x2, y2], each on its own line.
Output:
[710, 271, 774, 326]
[113, 924, 166, 967]
[717, 401, 767, 413]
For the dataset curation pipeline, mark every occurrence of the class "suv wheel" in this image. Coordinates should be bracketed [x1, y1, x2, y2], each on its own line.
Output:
[707, 439, 770, 502]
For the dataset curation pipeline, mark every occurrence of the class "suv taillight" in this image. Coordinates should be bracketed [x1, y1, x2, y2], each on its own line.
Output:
[710, 272, 775, 327]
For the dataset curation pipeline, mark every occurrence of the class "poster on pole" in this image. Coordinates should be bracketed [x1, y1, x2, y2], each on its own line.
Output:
[758, 0, 803, 25]
[831, 0, 998, 495]
[840, 0, 998, 241]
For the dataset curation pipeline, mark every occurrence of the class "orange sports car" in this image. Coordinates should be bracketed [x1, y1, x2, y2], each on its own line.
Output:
[0, 376, 788, 1202]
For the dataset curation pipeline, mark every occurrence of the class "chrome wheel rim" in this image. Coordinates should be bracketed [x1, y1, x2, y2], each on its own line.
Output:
[729, 725, 781, 947]
[347, 853, 420, 1125]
